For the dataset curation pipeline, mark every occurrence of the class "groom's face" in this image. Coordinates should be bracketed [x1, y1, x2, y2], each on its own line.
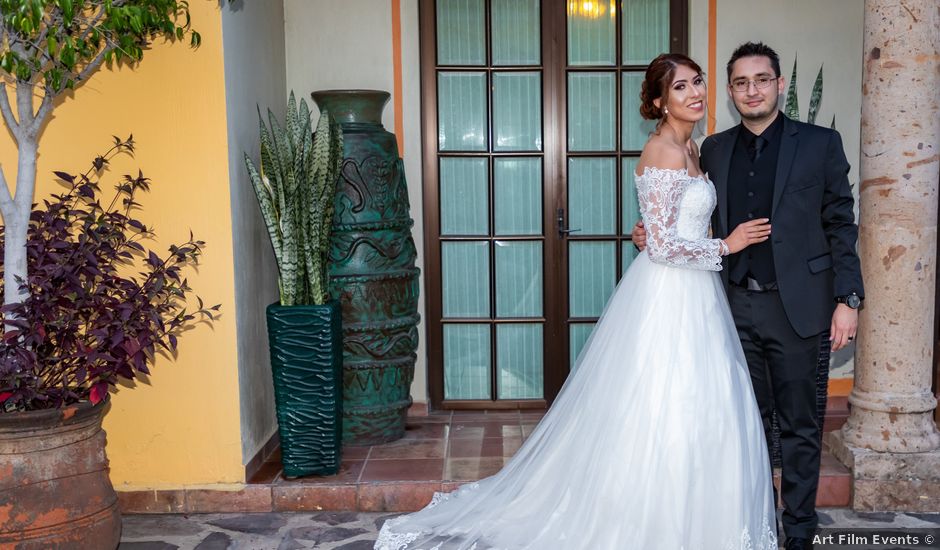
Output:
[727, 55, 786, 121]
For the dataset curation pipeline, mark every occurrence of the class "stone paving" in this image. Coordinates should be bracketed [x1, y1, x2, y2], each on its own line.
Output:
[118, 509, 940, 549]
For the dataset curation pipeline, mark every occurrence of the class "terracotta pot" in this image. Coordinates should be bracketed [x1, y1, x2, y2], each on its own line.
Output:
[0, 401, 121, 549]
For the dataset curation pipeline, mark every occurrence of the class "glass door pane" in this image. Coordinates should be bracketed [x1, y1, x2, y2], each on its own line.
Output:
[621, 0, 670, 65]
[493, 72, 542, 151]
[438, 72, 488, 151]
[562, 0, 673, 374]
[444, 324, 491, 399]
[494, 158, 542, 235]
[567, 72, 616, 151]
[567, 0, 616, 66]
[435, 0, 545, 404]
[437, 0, 486, 65]
[492, 0, 540, 65]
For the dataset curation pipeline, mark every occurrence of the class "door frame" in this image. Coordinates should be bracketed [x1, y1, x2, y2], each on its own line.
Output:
[420, 0, 689, 411]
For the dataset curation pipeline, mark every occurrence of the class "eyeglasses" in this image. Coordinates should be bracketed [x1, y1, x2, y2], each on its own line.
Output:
[730, 76, 778, 93]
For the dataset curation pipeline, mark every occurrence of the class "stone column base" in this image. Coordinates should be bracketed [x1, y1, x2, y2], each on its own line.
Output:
[826, 430, 940, 511]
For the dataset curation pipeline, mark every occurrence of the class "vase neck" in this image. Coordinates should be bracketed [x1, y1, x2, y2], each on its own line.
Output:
[310, 90, 390, 126]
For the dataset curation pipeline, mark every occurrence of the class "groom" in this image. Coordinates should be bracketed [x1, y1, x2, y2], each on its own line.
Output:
[632, 42, 864, 550]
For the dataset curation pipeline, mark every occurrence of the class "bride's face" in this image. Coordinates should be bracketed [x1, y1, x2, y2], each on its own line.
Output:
[660, 64, 706, 123]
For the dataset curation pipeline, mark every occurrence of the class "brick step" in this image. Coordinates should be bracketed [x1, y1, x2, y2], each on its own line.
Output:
[823, 395, 850, 433]
[120, 447, 850, 514]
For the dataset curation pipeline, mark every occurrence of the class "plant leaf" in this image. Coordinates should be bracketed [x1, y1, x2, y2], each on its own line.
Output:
[785, 56, 800, 121]
[808, 64, 823, 125]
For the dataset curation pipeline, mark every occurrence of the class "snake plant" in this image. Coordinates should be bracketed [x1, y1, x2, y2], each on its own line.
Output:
[245, 92, 344, 306]
[785, 56, 833, 128]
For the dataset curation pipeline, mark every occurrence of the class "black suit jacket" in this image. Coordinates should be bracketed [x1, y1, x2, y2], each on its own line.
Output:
[701, 114, 864, 338]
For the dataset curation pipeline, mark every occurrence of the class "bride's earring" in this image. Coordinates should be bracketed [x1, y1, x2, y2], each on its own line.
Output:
[663, 107, 669, 117]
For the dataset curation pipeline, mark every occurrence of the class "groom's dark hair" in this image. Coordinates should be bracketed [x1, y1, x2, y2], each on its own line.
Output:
[726, 42, 781, 79]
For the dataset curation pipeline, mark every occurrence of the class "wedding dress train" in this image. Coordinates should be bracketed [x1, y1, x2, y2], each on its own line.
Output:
[375, 167, 778, 550]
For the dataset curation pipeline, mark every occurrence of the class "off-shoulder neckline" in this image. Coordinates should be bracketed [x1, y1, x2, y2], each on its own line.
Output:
[634, 166, 708, 180]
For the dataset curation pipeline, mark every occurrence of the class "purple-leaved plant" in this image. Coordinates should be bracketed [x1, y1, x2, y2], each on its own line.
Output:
[0, 136, 219, 412]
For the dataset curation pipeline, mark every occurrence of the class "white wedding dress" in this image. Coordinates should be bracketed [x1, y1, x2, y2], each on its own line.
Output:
[375, 167, 778, 550]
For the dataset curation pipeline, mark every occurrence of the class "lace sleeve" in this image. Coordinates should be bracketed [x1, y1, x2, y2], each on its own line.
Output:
[636, 168, 726, 271]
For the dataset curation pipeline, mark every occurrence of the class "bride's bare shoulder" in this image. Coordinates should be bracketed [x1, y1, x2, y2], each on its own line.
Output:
[636, 136, 686, 176]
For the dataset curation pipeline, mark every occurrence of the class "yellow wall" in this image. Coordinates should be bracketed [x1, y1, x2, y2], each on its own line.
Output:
[0, 3, 243, 488]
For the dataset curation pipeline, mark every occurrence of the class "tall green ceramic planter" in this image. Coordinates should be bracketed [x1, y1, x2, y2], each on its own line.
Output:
[312, 90, 420, 446]
[266, 300, 343, 477]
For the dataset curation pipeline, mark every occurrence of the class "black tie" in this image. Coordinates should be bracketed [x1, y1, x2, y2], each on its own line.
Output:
[749, 135, 767, 163]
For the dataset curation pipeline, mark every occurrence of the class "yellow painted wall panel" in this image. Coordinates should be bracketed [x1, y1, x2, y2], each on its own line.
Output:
[0, 2, 243, 487]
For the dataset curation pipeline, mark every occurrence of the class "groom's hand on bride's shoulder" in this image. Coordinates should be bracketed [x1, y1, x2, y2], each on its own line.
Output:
[632, 221, 647, 251]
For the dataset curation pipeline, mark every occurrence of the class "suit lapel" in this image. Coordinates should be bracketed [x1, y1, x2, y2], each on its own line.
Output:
[710, 126, 739, 236]
[772, 116, 799, 216]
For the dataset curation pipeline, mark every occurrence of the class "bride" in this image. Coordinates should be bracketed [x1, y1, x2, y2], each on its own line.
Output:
[375, 53, 778, 550]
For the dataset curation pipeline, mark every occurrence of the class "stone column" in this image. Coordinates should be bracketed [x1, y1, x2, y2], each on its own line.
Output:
[827, 0, 940, 511]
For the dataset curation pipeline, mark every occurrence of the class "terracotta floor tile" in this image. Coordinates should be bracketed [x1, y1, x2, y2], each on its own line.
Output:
[360, 458, 444, 482]
[821, 451, 851, 475]
[450, 421, 524, 439]
[479, 412, 522, 421]
[823, 415, 848, 433]
[369, 439, 447, 460]
[287, 460, 364, 485]
[448, 437, 523, 458]
[443, 457, 508, 482]
[342, 445, 372, 460]
[358, 482, 442, 512]
[247, 460, 282, 484]
[408, 402, 430, 417]
[272, 484, 357, 512]
[816, 473, 851, 507]
[400, 422, 449, 440]
[827, 396, 849, 410]
[449, 412, 492, 421]
[416, 412, 453, 423]
[521, 423, 540, 438]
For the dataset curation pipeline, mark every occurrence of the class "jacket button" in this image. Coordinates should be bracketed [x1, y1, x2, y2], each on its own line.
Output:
[748, 171, 755, 177]
[747, 191, 754, 197]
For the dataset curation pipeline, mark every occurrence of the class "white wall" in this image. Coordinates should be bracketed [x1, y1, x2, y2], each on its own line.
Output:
[284, 0, 429, 404]
[401, 0, 428, 403]
[221, 0, 287, 464]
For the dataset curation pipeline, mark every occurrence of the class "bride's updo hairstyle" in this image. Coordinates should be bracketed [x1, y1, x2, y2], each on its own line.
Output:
[640, 53, 704, 121]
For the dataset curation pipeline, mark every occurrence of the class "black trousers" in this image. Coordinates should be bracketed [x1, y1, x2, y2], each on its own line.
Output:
[728, 284, 822, 540]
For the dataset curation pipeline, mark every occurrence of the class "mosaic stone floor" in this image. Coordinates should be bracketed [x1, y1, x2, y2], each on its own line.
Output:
[118, 509, 940, 550]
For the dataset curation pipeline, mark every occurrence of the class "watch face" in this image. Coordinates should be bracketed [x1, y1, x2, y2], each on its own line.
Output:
[847, 295, 861, 308]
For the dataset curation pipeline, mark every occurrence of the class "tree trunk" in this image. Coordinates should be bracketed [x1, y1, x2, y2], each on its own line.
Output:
[4, 140, 37, 310]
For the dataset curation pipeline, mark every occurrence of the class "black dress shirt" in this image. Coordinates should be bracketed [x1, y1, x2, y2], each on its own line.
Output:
[727, 112, 784, 285]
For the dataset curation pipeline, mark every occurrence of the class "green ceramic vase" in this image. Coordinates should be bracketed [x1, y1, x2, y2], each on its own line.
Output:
[266, 300, 343, 476]
[312, 90, 420, 446]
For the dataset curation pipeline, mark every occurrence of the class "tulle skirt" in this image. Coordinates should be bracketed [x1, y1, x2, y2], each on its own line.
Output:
[375, 252, 778, 550]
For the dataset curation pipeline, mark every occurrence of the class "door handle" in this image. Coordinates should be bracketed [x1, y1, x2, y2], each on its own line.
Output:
[557, 208, 581, 238]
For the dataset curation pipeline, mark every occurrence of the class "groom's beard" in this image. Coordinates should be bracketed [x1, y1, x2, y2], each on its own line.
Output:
[739, 96, 780, 121]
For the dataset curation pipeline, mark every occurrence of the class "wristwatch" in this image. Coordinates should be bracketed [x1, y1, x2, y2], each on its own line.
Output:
[835, 293, 862, 309]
